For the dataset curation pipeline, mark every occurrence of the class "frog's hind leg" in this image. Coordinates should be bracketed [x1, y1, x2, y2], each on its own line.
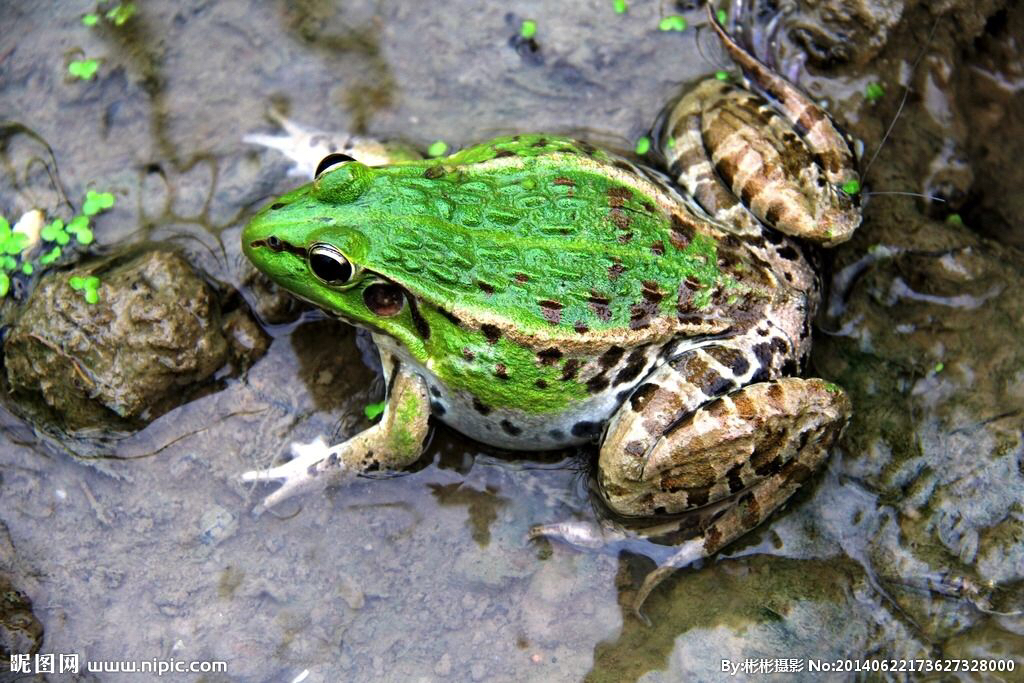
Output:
[627, 377, 851, 610]
[706, 3, 858, 190]
[240, 355, 430, 514]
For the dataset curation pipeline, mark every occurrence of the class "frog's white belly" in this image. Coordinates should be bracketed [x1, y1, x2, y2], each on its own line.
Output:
[372, 334, 661, 451]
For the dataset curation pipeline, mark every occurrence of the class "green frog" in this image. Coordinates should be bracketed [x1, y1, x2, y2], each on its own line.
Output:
[241, 7, 858, 604]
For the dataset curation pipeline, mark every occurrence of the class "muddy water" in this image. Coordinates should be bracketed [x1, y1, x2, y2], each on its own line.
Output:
[1, 1, 1022, 682]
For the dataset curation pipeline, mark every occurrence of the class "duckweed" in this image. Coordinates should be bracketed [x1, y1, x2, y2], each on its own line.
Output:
[427, 140, 448, 157]
[68, 59, 100, 81]
[658, 16, 686, 31]
[520, 20, 537, 40]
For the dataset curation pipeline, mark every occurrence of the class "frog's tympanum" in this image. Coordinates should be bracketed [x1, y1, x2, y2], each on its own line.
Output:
[242, 8, 859, 605]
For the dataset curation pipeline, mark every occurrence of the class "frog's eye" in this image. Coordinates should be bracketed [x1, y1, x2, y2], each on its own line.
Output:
[308, 243, 353, 284]
[315, 153, 356, 179]
[363, 283, 404, 317]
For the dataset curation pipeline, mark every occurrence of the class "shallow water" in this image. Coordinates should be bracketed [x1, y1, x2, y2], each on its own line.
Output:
[2, 1, 1023, 681]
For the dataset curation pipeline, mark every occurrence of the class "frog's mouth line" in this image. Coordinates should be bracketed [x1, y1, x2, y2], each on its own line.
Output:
[249, 237, 308, 258]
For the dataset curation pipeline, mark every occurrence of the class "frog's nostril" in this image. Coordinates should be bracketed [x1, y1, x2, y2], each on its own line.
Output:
[270, 202, 286, 210]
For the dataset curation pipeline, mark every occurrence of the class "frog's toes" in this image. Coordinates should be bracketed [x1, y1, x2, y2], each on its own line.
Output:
[527, 520, 609, 549]
[240, 436, 353, 514]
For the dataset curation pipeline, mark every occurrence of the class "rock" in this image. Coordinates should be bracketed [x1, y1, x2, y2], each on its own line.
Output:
[197, 505, 238, 546]
[3, 249, 243, 432]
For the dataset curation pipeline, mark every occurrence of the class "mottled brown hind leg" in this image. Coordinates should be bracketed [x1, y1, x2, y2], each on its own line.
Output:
[628, 377, 851, 613]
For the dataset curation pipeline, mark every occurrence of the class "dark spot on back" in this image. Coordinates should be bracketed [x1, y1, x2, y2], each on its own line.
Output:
[538, 299, 563, 324]
[537, 347, 563, 365]
[574, 321, 589, 334]
[589, 291, 612, 321]
[587, 375, 610, 393]
[669, 213, 694, 250]
[535, 378, 549, 389]
[472, 398, 491, 415]
[423, 165, 445, 179]
[482, 324, 501, 344]
[495, 363, 509, 379]
[495, 149, 516, 158]
[561, 358, 581, 381]
[607, 186, 632, 208]
[651, 240, 665, 255]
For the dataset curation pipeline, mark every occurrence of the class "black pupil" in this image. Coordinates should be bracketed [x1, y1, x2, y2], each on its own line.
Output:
[315, 153, 356, 178]
[310, 250, 352, 283]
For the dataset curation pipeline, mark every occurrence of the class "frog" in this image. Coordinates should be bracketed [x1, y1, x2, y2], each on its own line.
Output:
[240, 5, 858, 606]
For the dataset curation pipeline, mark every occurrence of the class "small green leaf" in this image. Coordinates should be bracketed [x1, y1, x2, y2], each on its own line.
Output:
[84, 288, 100, 304]
[82, 13, 100, 26]
[55, 230, 70, 246]
[82, 190, 115, 216]
[39, 246, 62, 265]
[666, 136, 676, 148]
[69, 275, 86, 290]
[364, 400, 386, 420]
[613, 0, 628, 14]
[67, 215, 90, 233]
[105, 3, 136, 26]
[0, 273, 8, 298]
[21, 262, 33, 275]
[75, 227, 95, 245]
[934, 362, 944, 373]
[41, 219, 64, 241]
[1, 256, 15, 271]
[3, 232, 28, 255]
[520, 19, 537, 39]
[715, 70, 730, 81]
[69, 59, 100, 81]
[841, 179, 861, 195]
[84, 276, 101, 290]
[658, 15, 687, 31]
[946, 213, 963, 227]
[427, 140, 448, 157]
[864, 82, 885, 102]
[0, 216, 10, 241]
[634, 136, 651, 155]
[716, 9, 728, 24]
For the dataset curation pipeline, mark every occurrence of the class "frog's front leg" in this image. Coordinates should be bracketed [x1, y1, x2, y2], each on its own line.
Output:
[241, 355, 430, 514]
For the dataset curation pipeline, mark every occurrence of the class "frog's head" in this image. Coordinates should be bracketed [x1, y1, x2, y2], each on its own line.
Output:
[243, 155, 428, 353]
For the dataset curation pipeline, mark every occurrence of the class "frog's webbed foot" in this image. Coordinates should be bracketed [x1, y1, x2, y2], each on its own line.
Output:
[240, 436, 355, 515]
[243, 110, 421, 179]
[527, 518, 628, 549]
[240, 363, 430, 515]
